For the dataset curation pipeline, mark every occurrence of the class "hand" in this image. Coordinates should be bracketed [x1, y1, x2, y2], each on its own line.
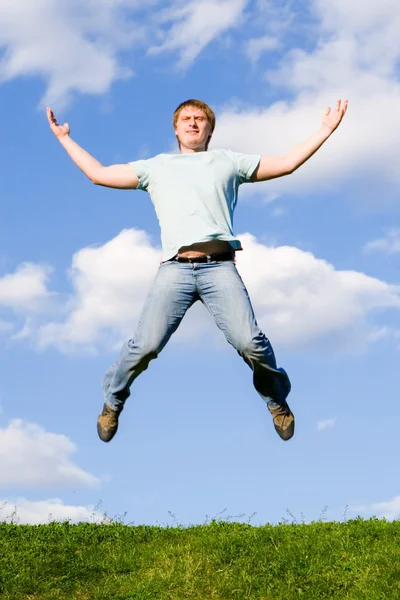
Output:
[322, 99, 348, 133]
[46, 107, 70, 140]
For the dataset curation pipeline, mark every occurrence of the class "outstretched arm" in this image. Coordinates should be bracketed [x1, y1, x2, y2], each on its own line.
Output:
[46, 108, 139, 189]
[251, 99, 348, 182]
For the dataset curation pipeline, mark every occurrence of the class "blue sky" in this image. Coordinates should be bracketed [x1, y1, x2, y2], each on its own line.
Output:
[1, 0, 400, 525]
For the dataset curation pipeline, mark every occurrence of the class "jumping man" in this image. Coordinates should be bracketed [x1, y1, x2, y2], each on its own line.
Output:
[47, 98, 348, 443]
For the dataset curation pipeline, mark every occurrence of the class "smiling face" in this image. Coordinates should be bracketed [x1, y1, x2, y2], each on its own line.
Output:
[174, 105, 213, 153]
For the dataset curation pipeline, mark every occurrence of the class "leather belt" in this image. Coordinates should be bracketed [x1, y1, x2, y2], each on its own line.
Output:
[171, 251, 234, 263]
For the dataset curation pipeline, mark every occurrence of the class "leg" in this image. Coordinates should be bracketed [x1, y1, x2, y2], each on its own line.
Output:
[197, 261, 290, 404]
[104, 262, 196, 411]
[197, 261, 294, 439]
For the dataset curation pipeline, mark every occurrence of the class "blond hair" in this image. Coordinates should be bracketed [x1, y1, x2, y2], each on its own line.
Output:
[173, 99, 216, 150]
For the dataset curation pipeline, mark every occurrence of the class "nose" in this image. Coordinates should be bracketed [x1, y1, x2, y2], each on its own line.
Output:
[188, 117, 197, 128]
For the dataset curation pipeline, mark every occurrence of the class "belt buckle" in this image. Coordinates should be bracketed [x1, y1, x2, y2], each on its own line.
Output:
[206, 255, 212, 263]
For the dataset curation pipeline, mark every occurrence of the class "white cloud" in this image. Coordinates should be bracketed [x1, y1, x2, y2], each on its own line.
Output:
[353, 495, 400, 520]
[0, 419, 100, 488]
[0, 0, 249, 107]
[149, 0, 248, 68]
[0, 498, 106, 524]
[236, 233, 400, 350]
[245, 35, 279, 63]
[213, 0, 400, 197]
[12, 229, 396, 354]
[314, 0, 400, 42]
[317, 418, 336, 431]
[0, 0, 141, 107]
[0, 262, 52, 312]
[2, 231, 399, 354]
[364, 230, 400, 254]
[37, 229, 161, 353]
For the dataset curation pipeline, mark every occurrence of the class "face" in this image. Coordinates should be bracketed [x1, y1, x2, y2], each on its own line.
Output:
[174, 106, 213, 153]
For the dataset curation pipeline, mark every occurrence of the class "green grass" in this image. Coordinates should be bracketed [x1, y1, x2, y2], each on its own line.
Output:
[1, 518, 399, 599]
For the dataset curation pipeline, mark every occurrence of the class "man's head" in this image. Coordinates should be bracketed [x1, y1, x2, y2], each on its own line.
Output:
[173, 99, 216, 153]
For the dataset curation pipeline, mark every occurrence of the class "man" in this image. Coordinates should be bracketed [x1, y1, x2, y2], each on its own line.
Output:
[47, 98, 347, 444]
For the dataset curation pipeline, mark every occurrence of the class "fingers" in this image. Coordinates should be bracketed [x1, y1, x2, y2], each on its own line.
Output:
[335, 99, 348, 115]
[322, 98, 348, 131]
[46, 106, 59, 127]
[337, 99, 348, 117]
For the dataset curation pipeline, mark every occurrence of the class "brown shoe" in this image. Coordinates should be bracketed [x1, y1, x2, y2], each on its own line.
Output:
[268, 403, 295, 441]
[97, 403, 121, 443]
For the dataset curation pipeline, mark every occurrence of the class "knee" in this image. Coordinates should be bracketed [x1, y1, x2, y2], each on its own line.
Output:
[232, 336, 258, 357]
[124, 339, 159, 361]
[234, 331, 270, 359]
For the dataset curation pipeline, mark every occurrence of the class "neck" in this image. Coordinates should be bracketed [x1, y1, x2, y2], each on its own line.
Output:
[180, 145, 207, 154]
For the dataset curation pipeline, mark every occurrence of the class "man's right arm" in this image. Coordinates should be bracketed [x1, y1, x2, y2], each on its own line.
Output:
[47, 108, 139, 190]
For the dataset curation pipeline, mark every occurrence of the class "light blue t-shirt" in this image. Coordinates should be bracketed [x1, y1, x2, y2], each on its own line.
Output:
[129, 149, 261, 261]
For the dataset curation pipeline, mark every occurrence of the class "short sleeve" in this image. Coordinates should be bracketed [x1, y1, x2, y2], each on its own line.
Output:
[128, 158, 153, 192]
[231, 152, 261, 184]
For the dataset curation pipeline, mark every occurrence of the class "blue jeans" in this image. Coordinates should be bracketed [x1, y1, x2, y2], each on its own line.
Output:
[103, 259, 291, 411]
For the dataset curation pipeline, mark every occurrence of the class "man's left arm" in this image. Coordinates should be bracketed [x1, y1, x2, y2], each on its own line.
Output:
[251, 99, 348, 182]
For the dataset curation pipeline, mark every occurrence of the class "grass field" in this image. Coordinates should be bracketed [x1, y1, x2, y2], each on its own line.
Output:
[1, 517, 399, 599]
